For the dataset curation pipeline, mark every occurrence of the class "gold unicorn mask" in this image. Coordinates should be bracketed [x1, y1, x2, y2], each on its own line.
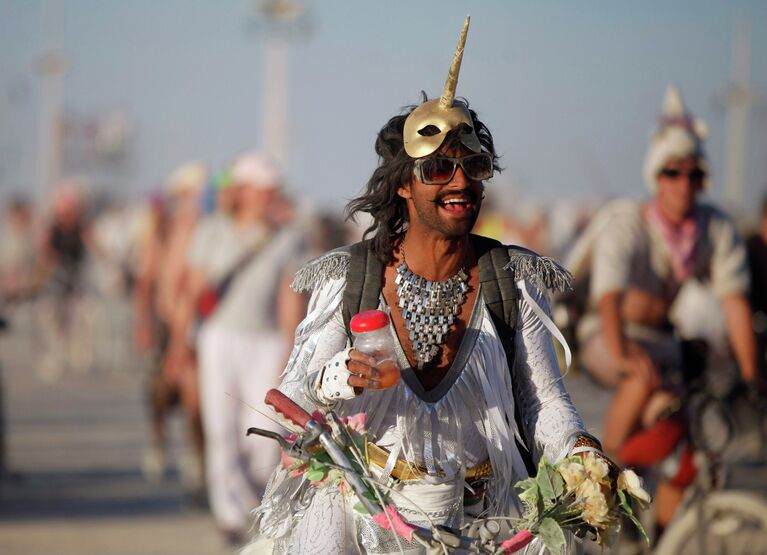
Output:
[403, 16, 481, 159]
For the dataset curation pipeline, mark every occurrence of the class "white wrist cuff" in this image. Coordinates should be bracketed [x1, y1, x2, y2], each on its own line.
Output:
[315, 348, 357, 403]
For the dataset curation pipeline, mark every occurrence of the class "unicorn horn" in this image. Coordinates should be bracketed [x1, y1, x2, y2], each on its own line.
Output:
[438, 16, 470, 110]
[662, 83, 686, 118]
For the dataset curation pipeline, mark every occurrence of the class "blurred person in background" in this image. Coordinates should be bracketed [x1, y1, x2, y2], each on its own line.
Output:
[90, 195, 142, 299]
[747, 195, 767, 380]
[0, 197, 38, 307]
[170, 151, 306, 544]
[187, 167, 239, 275]
[41, 181, 92, 316]
[135, 162, 207, 498]
[1, 197, 39, 348]
[37, 180, 99, 379]
[87, 196, 147, 374]
[0, 196, 38, 476]
[573, 85, 760, 532]
[133, 193, 176, 481]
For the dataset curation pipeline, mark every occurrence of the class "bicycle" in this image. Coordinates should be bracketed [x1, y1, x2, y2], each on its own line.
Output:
[251, 388, 534, 554]
[619, 343, 767, 555]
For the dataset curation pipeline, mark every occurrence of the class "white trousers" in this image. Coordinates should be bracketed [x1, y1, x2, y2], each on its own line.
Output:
[198, 323, 283, 531]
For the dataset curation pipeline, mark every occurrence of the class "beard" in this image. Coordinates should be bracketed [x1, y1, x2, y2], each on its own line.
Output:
[410, 186, 483, 238]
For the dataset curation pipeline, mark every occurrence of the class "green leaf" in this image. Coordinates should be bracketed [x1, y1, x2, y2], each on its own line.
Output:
[617, 489, 650, 545]
[537, 517, 566, 553]
[617, 489, 630, 512]
[309, 458, 328, 472]
[537, 458, 564, 501]
[515, 477, 537, 490]
[305, 469, 326, 483]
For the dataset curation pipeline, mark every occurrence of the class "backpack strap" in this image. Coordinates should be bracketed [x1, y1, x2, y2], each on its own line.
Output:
[342, 240, 384, 341]
[473, 235, 536, 475]
[473, 234, 519, 355]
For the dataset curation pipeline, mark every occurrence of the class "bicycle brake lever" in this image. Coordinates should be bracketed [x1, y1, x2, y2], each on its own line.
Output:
[246, 427, 311, 460]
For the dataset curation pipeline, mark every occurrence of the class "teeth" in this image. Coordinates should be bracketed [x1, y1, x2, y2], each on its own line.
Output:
[442, 199, 468, 205]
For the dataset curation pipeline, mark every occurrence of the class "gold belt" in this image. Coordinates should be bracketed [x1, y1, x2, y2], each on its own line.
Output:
[365, 441, 493, 481]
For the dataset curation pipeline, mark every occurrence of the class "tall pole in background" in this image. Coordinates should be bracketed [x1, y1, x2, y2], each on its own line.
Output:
[36, 0, 66, 204]
[262, 31, 289, 171]
[250, 0, 309, 174]
[722, 19, 751, 215]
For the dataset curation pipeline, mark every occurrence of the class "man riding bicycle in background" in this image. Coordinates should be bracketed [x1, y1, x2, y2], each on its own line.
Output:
[572, 84, 762, 533]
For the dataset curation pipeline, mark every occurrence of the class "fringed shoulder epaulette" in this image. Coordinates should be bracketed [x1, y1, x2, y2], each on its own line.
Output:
[503, 246, 573, 293]
[290, 246, 351, 293]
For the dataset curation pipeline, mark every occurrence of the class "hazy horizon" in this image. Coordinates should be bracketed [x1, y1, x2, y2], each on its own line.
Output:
[1, 0, 766, 217]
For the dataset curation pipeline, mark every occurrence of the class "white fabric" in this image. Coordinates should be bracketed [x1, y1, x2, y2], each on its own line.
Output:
[513, 281, 583, 464]
[517, 278, 572, 370]
[198, 323, 283, 531]
[317, 347, 357, 403]
[193, 221, 267, 284]
[247, 274, 585, 553]
[186, 212, 235, 269]
[585, 201, 749, 306]
[207, 226, 304, 334]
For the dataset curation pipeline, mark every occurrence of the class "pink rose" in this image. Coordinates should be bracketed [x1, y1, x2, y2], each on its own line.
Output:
[344, 413, 367, 433]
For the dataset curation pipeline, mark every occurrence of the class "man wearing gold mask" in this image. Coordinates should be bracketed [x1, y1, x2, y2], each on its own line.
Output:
[244, 17, 599, 554]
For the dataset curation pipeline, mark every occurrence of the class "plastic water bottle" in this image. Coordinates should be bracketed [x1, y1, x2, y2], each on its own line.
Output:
[349, 310, 401, 390]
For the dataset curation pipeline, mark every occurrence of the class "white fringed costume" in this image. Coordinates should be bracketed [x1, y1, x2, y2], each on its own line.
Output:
[244, 247, 587, 554]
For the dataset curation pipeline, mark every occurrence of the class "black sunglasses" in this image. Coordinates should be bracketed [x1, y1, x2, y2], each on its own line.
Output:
[413, 153, 494, 185]
[658, 168, 706, 182]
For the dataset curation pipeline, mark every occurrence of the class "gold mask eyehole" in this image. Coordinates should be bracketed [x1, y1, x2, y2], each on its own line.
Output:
[417, 125, 441, 137]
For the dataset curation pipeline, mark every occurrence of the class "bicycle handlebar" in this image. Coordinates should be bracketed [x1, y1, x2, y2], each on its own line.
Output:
[265, 388, 314, 429]
[258, 389, 532, 554]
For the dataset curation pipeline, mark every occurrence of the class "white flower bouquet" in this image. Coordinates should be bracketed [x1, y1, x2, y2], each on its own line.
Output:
[506, 452, 651, 552]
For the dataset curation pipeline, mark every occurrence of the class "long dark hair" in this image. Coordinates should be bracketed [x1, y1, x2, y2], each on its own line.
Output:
[345, 100, 500, 263]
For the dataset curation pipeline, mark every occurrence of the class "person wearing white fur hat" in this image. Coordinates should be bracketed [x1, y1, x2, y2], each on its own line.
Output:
[573, 84, 760, 533]
[169, 150, 307, 544]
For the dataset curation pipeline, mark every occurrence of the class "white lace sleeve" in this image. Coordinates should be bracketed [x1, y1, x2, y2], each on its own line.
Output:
[277, 276, 351, 411]
[513, 279, 585, 463]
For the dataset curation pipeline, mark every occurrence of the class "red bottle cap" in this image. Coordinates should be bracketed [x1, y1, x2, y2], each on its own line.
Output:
[350, 310, 390, 333]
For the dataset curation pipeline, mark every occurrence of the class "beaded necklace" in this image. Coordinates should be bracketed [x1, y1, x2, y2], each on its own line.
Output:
[394, 244, 469, 369]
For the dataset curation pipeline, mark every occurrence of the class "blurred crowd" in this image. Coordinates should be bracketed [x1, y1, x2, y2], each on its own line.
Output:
[1, 85, 766, 550]
[0, 150, 356, 542]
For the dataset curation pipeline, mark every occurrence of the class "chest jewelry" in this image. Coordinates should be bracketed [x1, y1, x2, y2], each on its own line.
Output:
[395, 263, 469, 369]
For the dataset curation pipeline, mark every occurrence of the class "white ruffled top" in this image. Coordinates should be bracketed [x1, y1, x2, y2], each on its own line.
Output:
[278, 272, 586, 518]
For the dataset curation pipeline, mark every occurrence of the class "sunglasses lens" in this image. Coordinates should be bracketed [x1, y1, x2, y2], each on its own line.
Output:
[690, 169, 706, 182]
[421, 157, 457, 184]
[417, 153, 494, 184]
[462, 154, 493, 180]
[659, 168, 706, 182]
